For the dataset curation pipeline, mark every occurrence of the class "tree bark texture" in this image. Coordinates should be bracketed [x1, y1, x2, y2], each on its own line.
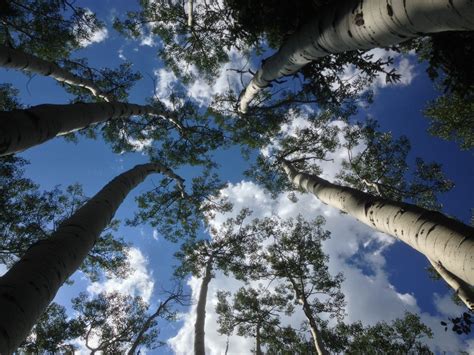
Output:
[0, 163, 164, 354]
[281, 160, 474, 286]
[238, 0, 474, 112]
[0, 45, 112, 101]
[255, 323, 262, 355]
[429, 258, 474, 310]
[0, 102, 155, 156]
[194, 256, 213, 355]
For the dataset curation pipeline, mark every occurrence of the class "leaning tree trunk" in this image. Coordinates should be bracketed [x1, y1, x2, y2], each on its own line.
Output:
[0, 163, 170, 354]
[0, 45, 112, 101]
[238, 0, 474, 112]
[0, 102, 157, 156]
[281, 160, 474, 290]
[288, 277, 328, 355]
[194, 255, 214, 355]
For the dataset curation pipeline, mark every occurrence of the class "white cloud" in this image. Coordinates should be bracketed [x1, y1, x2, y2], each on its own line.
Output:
[77, 9, 109, 47]
[186, 47, 247, 107]
[169, 180, 467, 353]
[152, 229, 159, 241]
[118, 48, 126, 61]
[87, 247, 154, 303]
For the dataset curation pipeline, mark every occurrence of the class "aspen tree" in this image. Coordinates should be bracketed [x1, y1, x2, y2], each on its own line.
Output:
[0, 162, 184, 353]
[238, 0, 474, 112]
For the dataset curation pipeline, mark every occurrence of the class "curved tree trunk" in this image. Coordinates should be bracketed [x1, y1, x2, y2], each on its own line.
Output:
[0, 163, 169, 354]
[0, 45, 112, 101]
[0, 102, 156, 156]
[238, 0, 474, 112]
[281, 160, 474, 287]
[194, 255, 214, 355]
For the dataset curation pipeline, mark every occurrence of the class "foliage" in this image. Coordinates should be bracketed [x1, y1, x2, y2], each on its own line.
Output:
[0, 156, 130, 280]
[441, 311, 473, 335]
[321, 312, 433, 354]
[216, 285, 294, 351]
[130, 166, 231, 242]
[174, 209, 264, 279]
[424, 92, 474, 151]
[0, 83, 22, 110]
[0, 0, 103, 61]
[72, 291, 158, 353]
[337, 119, 454, 210]
[20, 302, 81, 353]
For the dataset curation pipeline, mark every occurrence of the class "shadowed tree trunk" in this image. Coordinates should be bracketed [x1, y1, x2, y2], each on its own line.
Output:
[238, 0, 474, 112]
[0, 45, 112, 101]
[194, 255, 214, 355]
[0, 102, 158, 156]
[281, 160, 474, 289]
[0, 163, 179, 354]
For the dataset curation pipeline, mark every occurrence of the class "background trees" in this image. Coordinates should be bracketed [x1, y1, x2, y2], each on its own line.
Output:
[0, 0, 472, 353]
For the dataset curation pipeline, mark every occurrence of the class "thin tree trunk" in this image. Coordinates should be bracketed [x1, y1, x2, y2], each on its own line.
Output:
[428, 258, 474, 310]
[238, 0, 474, 112]
[0, 102, 156, 156]
[0, 45, 112, 101]
[255, 323, 262, 355]
[288, 277, 328, 355]
[194, 255, 214, 355]
[281, 160, 474, 286]
[0, 163, 171, 354]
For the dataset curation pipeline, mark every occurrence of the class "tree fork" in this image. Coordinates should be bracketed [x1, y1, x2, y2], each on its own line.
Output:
[0, 163, 184, 354]
[281, 160, 474, 286]
[238, 0, 474, 113]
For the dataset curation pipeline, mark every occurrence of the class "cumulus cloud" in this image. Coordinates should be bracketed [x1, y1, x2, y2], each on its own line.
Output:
[169, 181, 467, 354]
[87, 247, 154, 303]
[77, 9, 109, 47]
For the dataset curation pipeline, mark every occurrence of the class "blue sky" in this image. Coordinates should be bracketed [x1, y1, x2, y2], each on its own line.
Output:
[1, 0, 473, 353]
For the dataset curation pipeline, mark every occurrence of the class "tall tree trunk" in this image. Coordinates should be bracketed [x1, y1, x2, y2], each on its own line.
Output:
[0, 45, 112, 101]
[281, 160, 474, 287]
[0, 163, 169, 354]
[0, 102, 156, 156]
[238, 0, 474, 112]
[255, 322, 262, 355]
[194, 255, 214, 355]
[288, 277, 328, 355]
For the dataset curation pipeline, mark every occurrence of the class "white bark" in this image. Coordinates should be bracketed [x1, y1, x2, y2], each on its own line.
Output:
[281, 160, 474, 286]
[194, 256, 213, 355]
[0, 102, 156, 156]
[188, 0, 194, 27]
[0, 45, 113, 102]
[0, 163, 169, 354]
[238, 0, 474, 113]
[429, 258, 474, 310]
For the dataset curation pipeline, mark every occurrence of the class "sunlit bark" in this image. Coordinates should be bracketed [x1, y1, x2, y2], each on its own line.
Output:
[281, 160, 474, 287]
[239, 0, 474, 112]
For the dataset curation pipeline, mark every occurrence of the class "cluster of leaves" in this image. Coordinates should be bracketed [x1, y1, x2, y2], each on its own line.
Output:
[400, 32, 474, 150]
[337, 119, 454, 210]
[441, 311, 473, 335]
[20, 287, 189, 354]
[0, 0, 103, 60]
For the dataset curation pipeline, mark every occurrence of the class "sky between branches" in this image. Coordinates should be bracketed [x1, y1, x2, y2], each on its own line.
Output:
[0, 0, 473, 353]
